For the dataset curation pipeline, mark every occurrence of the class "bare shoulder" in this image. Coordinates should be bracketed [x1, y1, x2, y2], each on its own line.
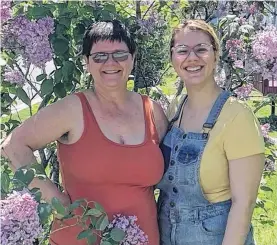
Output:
[3, 93, 84, 150]
[150, 98, 169, 143]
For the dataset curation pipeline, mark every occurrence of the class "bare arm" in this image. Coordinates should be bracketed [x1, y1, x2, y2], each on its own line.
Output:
[1, 94, 82, 205]
[222, 153, 264, 245]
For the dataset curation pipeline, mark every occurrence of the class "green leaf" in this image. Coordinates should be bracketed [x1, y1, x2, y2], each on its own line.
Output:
[59, 17, 71, 28]
[62, 61, 75, 81]
[64, 81, 74, 92]
[53, 39, 69, 55]
[95, 202, 105, 212]
[16, 87, 31, 106]
[85, 208, 102, 217]
[260, 186, 273, 192]
[41, 79, 54, 96]
[62, 213, 75, 220]
[13, 168, 35, 187]
[77, 229, 92, 240]
[54, 58, 63, 67]
[1, 172, 10, 193]
[38, 203, 53, 224]
[87, 233, 97, 245]
[95, 214, 109, 231]
[36, 74, 47, 82]
[28, 5, 53, 18]
[90, 216, 97, 228]
[54, 69, 63, 83]
[68, 199, 85, 212]
[54, 83, 67, 98]
[100, 242, 112, 245]
[110, 227, 125, 242]
[34, 191, 42, 202]
[73, 24, 86, 40]
[51, 197, 66, 216]
[1, 124, 6, 130]
[30, 163, 47, 178]
[104, 3, 117, 13]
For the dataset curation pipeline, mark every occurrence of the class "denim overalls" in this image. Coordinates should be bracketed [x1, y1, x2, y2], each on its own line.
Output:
[157, 91, 255, 245]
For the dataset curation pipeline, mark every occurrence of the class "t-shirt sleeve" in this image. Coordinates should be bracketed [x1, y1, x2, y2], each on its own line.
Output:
[223, 107, 265, 160]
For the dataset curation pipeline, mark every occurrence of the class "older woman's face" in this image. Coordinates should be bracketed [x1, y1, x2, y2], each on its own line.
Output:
[86, 40, 134, 89]
[171, 29, 216, 87]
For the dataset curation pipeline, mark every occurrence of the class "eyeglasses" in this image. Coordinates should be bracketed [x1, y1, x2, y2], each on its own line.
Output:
[172, 43, 214, 59]
[89, 51, 130, 63]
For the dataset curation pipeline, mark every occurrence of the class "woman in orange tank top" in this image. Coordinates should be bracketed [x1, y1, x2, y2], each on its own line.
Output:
[1, 20, 168, 245]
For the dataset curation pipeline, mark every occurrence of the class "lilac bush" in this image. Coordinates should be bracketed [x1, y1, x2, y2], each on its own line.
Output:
[1, 15, 54, 68]
[252, 25, 277, 79]
[3, 66, 26, 86]
[0, 189, 43, 245]
[0, 0, 12, 23]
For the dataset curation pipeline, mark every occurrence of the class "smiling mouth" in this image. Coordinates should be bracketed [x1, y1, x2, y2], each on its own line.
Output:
[102, 70, 121, 74]
[184, 66, 203, 73]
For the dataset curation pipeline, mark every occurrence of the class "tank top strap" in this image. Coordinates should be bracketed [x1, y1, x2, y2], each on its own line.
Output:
[74, 92, 96, 130]
[141, 95, 159, 144]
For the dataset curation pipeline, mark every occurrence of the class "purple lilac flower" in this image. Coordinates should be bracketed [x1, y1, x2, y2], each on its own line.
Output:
[260, 123, 270, 138]
[234, 60, 244, 69]
[1, 0, 12, 23]
[1, 15, 55, 68]
[226, 39, 245, 60]
[3, 66, 26, 85]
[1, 189, 43, 245]
[103, 214, 149, 245]
[252, 26, 277, 62]
[234, 83, 253, 99]
[137, 13, 165, 36]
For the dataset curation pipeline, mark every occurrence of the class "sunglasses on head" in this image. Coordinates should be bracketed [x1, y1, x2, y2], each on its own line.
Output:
[89, 51, 130, 63]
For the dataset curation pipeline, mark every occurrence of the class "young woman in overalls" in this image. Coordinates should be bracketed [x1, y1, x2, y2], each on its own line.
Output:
[157, 20, 265, 245]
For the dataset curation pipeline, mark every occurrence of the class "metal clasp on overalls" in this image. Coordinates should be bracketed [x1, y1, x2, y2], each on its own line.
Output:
[202, 123, 214, 139]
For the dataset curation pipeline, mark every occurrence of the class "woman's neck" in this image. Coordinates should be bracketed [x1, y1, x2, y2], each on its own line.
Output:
[94, 85, 131, 111]
[185, 81, 222, 111]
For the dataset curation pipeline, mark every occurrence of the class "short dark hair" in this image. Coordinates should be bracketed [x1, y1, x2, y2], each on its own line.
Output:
[82, 20, 136, 57]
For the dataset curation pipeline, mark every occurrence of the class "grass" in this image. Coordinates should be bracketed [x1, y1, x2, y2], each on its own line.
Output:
[247, 92, 277, 245]
[1, 103, 40, 124]
[1, 85, 276, 245]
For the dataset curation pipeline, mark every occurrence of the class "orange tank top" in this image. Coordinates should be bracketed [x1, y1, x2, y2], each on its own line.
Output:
[50, 92, 164, 245]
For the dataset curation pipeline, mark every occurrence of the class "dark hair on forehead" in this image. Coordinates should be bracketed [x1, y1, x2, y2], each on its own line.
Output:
[82, 20, 136, 57]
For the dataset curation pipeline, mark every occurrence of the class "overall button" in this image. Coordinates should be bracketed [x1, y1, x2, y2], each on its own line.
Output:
[182, 134, 186, 139]
[173, 187, 178, 193]
[168, 175, 174, 181]
[170, 160, 175, 166]
[170, 201, 175, 207]
[203, 133, 208, 139]
[174, 145, 179, 152]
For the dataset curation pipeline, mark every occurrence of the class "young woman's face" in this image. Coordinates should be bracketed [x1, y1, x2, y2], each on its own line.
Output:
[171, 29, 216, 88]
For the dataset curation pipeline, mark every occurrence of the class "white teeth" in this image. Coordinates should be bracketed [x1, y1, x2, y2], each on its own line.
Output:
[104, 70, 119, 74]
[186, 66, 201, 71]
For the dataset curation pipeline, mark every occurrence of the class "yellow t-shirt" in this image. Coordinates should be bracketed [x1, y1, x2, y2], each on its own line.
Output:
[167, 94, 265, 203]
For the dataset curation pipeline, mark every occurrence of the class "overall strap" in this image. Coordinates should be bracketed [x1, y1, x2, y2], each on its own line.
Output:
[202, 90, 231, 132]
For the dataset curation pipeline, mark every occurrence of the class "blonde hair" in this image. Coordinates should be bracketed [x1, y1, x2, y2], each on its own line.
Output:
[170, 19, 220, 62]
